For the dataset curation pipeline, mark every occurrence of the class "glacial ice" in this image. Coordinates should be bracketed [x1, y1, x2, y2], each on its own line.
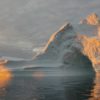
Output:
[33, 13, 100, 72]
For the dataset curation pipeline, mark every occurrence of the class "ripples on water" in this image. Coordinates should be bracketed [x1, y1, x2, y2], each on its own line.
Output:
[0, 64, 99, 100]
[89, 72, 100, 100]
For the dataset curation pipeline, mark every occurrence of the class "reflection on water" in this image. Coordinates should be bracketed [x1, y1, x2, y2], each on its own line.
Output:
[0, 68, 95, 100]
[89, 72, 100, 100]
[1, 66, 100, 100]
[0, 65, 12, 98]
[32, 71, 45, 80]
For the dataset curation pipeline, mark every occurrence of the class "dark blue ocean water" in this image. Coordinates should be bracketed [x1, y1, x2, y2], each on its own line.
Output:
[0, 66, 98, 100]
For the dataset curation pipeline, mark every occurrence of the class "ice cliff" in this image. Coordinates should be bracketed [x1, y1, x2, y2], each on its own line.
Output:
[33, 13, 100, 72]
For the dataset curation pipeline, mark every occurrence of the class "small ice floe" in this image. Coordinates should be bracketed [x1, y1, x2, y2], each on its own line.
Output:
[0, 58, 8, 65]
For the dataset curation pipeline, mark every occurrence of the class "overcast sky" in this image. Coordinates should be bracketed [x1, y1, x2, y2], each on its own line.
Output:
[0, 0, 100, 58]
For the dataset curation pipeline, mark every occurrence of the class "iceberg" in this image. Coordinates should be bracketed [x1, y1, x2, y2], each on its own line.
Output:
[31, 13, 100, 72]
[6, 13, 100, 74]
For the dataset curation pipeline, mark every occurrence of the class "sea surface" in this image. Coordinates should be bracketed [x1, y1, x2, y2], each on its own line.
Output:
[0, 65, 98, 100]
[0, 0, 100, 100]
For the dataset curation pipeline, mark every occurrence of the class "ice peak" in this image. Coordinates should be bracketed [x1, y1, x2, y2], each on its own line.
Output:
[58, 23, 72, 32]
[80, 13, 100, 25]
